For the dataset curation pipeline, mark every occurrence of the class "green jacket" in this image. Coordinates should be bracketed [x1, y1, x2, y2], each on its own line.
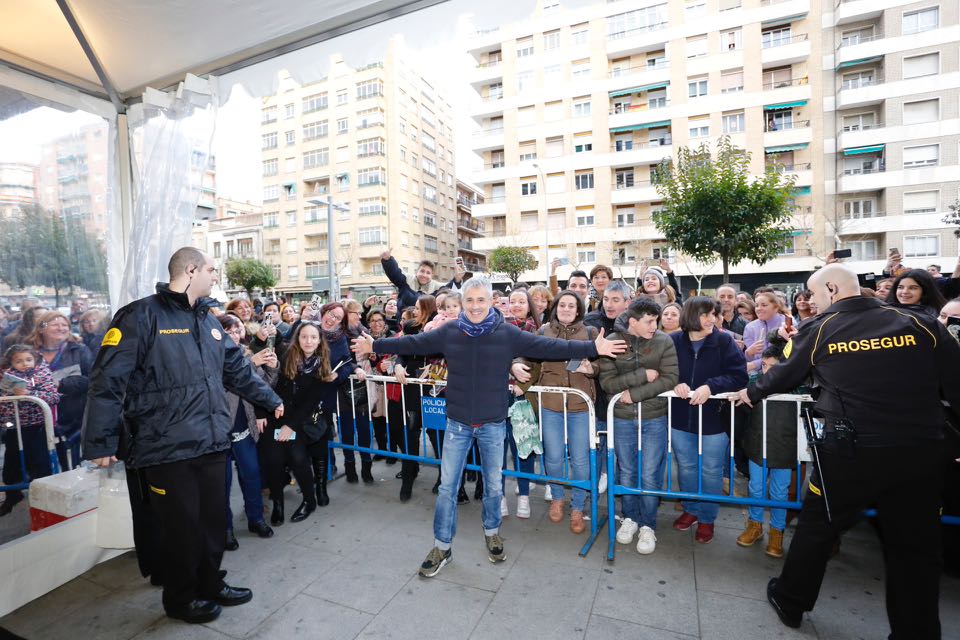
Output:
[597, 320, 679, 421]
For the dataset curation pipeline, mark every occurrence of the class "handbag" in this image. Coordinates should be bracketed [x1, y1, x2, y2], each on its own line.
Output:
[301, 408, 331, 445]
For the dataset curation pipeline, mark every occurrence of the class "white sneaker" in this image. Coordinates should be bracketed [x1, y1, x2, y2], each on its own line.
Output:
[636, 526, 657, 554]
[516, 496, 530, 519]
[616, 517, 639, 544]
[598, 472, 608, 495]
[500, 496, 509, 517]
[544, 485, 553, 501]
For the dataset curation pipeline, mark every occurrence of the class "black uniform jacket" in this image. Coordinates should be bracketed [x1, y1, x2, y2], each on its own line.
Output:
[748, 296, 960, 443]
[81, 284, 282, 468]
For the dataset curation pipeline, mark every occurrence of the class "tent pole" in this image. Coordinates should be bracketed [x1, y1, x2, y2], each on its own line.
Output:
[55, 0, 125, 113]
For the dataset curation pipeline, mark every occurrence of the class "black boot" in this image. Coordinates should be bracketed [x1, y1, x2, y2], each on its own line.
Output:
[474, 481, 483, 501]
[225, 529, 239, 551]
[361, 460, 374, 484]
[432, 476, 441, 495]
[399, 461, 415, 502]
[313, 458, 330, 507]
[457, 485, 470, 505]
[0, 491, 23, 517]
[270, 499, 284, 526]
[345, 462, 359, 484]
[290, 499, 316, 523]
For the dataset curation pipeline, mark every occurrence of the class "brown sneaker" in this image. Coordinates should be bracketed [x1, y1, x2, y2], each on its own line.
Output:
[736, 520, 764, 547]
[766, 528, 785, 558]
[570, 510, 586, 534]
[548, 500, 564, 523]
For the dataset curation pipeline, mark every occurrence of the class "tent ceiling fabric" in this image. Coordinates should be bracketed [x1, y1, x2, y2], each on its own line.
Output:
[0, 0, 436, 101]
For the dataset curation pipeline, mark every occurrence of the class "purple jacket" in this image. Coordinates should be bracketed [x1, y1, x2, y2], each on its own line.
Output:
[742, 315, 786, 369]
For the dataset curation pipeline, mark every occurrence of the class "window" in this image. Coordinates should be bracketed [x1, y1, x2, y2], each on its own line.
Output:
[842, 70, 874, 89]
[573, 97, 591, 117]
[303, 120, 328, 140]
[424, 235, 438, 254]
[286, 238, 298, 253]
[572, 25, 589, 45]
[517, 71, 534, 93]
[338, 232, 350, 246]
[904, 99, 939, 125]
[302, 93, 328, 113]
[261, 105, 277, 124]
[262, 158, 278, 176]
[721, 68, 744, 93]
[285, 157, 296, 173]
[778, 237, 797, 256]
[423, 184, 438, 203]
[577, 246, 597, 262]
[574, 171, 594, 190]
[843, 155, 881, 174]
[689, 116, 709, 138]
[424, 210, 437, 227]
[516, 36, 534, 57]
[902, 7, 938, 35]
[614, 134, 633, 152]
[651, 243, 673, 261]
[546, 136, 564, 157]
[607, 5, 668, 39]
[284, 103, 295, 119]
[903, 190, 938, 214]
[410, 153, 418, 168]
[904, 234, 939, 257]
[841, 26, 875, 46]
[544, 30, 560, 50]
[903, 52, 939, 79]
[357, 107, 384, 129]
[615, 168, 634, 189]
[336, 172, 349, 192]
[574, 140, 592, 153]
[286, 210, 297, 227]
[546, 173, 565, 194]
[903, 144, 938, 168]
[843, 239, 878, 261]
[648, 89, 667, 109]
[572, 59, 590, 80]
[303, 148, 329, 169]
[336, 89, 347, 106]
[721, 28, 741, 51]
[422, 132, 436, 152]
[519, 140, 537, 161]
[262, 132, 277, 150]
[520, 211, 539, 232]
[213, 242, 221, 258]
[843, 199, 876, 219]
[520, 177, 538, 196]
[285, 130, 295, 146]
[264, 212, 279, 228]
[358, 226, 387, 245]
[423, 158, 437, 176]
[544, 100, 562, 120]
[490, 150, 505, 168]
[686, 1, 706, 18]
[722, 111, 745, 134]
[719, 0, 741, 10]
[576, 207, 595, 226]
[287, 266, 299, 281]
[263, 184, 280, 202]
[337, 118, 348, 134]
[486, 82, 503, 101]
[357, 137, 384, 157]
[358, 167, 386, 186]
[304, 206, 323, 223]
[841, 112, 877, 131]
[763, 66, 793, 90]
[762, 26, 793, 48]
[688, 76, 708, 98]
[401, 230, 410, 246]
[687, 35, 708, 58]
[356, 79, 383, 100]
[616, 207, 636, 227]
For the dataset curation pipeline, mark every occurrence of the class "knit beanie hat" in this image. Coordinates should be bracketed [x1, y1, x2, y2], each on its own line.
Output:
[641, 267, 667, 289]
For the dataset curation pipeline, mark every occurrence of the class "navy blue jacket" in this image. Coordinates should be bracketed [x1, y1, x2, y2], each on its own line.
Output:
[670, 329, 748, 436]
[49, 340, 94, 439]
[372, 312, 599, 425]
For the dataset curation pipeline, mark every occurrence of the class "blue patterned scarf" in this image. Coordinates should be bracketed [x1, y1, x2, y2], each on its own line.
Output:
[458, 308, 499, 338]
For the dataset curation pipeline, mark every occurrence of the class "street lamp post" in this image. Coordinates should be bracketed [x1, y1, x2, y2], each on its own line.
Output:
[532, 162, 548, 283]
[308, 195, 349, 301]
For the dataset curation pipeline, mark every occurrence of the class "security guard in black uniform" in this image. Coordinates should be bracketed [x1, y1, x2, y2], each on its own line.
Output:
[82, 247, 284, 624]
[738, 263, 960, 638]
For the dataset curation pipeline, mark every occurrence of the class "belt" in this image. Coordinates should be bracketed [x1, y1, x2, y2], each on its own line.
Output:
[230, 430, 251, 443]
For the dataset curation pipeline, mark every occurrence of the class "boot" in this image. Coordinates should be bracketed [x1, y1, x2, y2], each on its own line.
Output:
[399, 461, 416, 502]
[313, 458, 330, 507]
[361, 460, 374, 484]
[474, 480, 484, 501]
[457, 485, 470, 505]
[270, 499, 284, 526]
[345, 462, 359, 484]
[290, 499, 316, 523]
[766, 528, 785, 558]
[0, 491, 23, 516]
[736, 520, 764, 547]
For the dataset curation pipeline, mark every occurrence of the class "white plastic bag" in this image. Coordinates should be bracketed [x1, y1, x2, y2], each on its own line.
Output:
[95, 462, 134, 549]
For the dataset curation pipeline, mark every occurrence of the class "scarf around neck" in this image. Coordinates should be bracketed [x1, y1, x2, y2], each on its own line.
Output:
[458, 308, 499, 338]
[323, 326, 345, 343]
[299, 354, 321, 376]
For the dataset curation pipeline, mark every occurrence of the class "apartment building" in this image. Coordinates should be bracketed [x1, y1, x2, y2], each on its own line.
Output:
[0, 162, 37, 219]
[828, 0, 960, 270]
[456, 180, 488, 273]
[467, 0, 959, 287]
[259, 40, 459, 299]
[190, 198, 266, 296]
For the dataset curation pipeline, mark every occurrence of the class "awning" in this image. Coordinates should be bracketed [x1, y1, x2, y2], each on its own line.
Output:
[609, 81, 669, 98]
[762, 13, 807, 27]
[765, 143, 809, 153]
[792, 228, 812, 236]
[792, 186, 811, 196]
[843, 144, 884, 156]
[610, 120, 671, 133]
[764, 100, 807, 111]
[837, 56, 882, 70]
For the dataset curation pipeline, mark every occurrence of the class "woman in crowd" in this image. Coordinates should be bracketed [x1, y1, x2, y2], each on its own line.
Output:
[791, 290, 817, 326]
[365, 309, 396, 460]
[280, 304, 299, 338]
[670, 297, 748, 544]
[29, 311, 93, 470]
[528, 285, 554, 325]
[659, 302, 682, 335]
[338, 299, 374, 484]
[875, 277, 894, 301]
[3, 305, 47, 351]
[79, 309, 108, 357]
[742, 291, 787, 375]
[736, 299, 757, 323]
[635, 266, 678, 307]
[218, 314, 278, 548]
[525, 291, 598, 532]
[262, 321, 338, 525]
[383, 297, 401, 334]
[588, 265, 613, 313]
[225, 298, 255, 324]
[885, 268, 946, 317]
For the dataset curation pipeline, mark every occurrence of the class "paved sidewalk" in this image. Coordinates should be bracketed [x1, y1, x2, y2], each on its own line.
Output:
[2, 460, 959, 640]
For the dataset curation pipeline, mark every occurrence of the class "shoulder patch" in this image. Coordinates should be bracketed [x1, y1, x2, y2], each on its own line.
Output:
[783, 338, 793, 359]
[101, 328, 122, 347]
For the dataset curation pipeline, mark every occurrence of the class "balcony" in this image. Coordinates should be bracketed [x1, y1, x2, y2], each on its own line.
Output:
[472, 127, 505, 152]
[760, 34, 810, 66]
[608, 103, 672, 130]
[762, 76, 809, 90]
[838, 163, 887, 192]
[608, 141, 674, 168]
[835, 0, 903, 25]
[458, 218, 483, 234]
[472, 198, 506, 218]
[610, 181, 660, 204]
[457, 196, 479, 211]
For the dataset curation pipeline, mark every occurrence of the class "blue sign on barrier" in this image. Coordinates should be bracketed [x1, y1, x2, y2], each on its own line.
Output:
[421, 396, 447, 430]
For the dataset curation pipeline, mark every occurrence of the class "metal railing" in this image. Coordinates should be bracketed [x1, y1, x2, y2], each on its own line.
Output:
[0, 397, 60, 493]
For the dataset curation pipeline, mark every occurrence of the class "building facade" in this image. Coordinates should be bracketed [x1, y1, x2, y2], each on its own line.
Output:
[0, 162, 37, 219]
[467, 0, 957, 287]
[456, 180, 488, 273]
[259, 40, 460, 298]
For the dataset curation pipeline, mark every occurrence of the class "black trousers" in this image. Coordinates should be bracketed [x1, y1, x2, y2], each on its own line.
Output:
[142, 452, 228, 609]
[773, 441, 943, 639]
[258, 430, 315, 504]
[387, 393, 438, 479]
[1, 424, 51, 499]
[126, 466, 164, 581]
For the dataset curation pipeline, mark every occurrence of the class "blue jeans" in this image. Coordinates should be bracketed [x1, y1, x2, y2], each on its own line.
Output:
[502, 418, 534, 496]
[434, 419, 505, 547]
[541, 409, 590, 512]
[226, 434, 265, 527]
[747, 460, 791, 531]
[614, 415, 668, 529]
[671, 428, 729, 525]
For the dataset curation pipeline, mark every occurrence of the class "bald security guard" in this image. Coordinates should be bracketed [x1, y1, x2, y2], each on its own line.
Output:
[737, 263, 960, 638]
[82, 247, 284, 624]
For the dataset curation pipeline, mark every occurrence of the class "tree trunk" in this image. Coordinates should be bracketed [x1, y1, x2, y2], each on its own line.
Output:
[54, 286, 61, 309]
[722, 254, 730, 281]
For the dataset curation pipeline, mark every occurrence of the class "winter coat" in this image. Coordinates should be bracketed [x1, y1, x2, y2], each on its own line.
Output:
[82, 283, 282, 468]
[0, 363, 60, 427]
[597, 318, 679, 421]
[226, 358, 278, 442]
[269, 356, 338, 436]
[670, 329, 748, 436]
[526, 320, 598, 414]
[45, 340, 93, 439]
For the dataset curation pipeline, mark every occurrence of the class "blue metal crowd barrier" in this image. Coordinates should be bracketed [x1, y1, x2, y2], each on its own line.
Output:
[0, 396, 61, 493]
[331, 374, 607, 557]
